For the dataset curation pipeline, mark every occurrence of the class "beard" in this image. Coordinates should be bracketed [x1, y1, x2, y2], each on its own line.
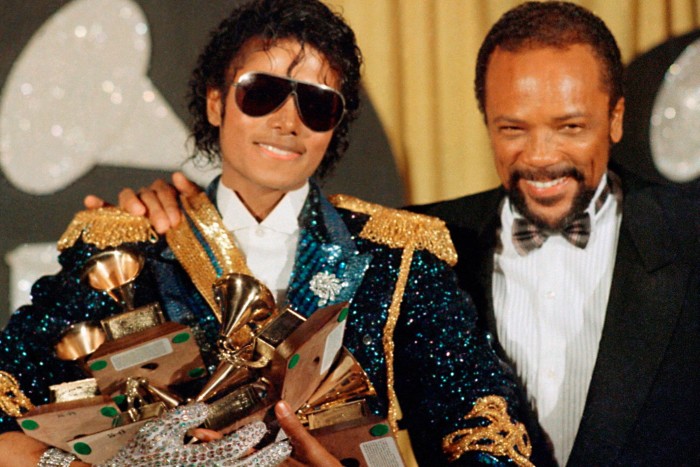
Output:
[507, 167, 597, 231]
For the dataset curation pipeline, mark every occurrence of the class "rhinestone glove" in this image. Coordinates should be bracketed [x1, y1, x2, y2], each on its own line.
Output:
[97, 402, 291, 466]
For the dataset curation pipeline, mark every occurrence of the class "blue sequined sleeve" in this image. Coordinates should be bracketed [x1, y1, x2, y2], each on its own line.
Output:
[392, 248, 522, 465]
[0, 241, 173, 433]
[0, 243, 117, 432]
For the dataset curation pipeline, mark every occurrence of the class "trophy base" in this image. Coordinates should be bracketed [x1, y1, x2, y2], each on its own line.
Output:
[18, 395, 120, 452]
[87, 321, 206, 394]
[204, 381, 277, 434]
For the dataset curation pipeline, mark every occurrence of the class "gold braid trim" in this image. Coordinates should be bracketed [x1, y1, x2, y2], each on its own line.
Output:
[382, 245, 414, 435]
[0, 371, 34, 417]
[57, 208, 158, 251]
[329, 194, 457, 266]
[166, 193, 251, 322]
[442, 395, 533, 466]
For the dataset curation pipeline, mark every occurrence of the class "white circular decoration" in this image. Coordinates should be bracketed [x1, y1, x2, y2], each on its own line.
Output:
[0, 0, 214, 195]
[650, 37, 700, 183]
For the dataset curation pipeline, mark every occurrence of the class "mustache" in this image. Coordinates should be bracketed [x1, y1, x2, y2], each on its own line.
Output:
[509, 166, 585, 186]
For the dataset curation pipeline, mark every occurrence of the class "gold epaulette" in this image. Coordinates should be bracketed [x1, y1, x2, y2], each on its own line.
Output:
[329, 194, 457, 266]
[57, 207, 158, 251]
[442, 395, 533, 466]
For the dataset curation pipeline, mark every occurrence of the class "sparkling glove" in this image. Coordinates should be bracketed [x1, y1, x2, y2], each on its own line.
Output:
[97, 402, 291, 466]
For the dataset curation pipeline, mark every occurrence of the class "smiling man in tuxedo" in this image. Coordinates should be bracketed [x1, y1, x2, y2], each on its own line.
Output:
[413, 2, 699, 465]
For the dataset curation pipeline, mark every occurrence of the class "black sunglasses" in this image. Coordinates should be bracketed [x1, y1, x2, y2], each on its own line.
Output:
[232, 72, 346, 132]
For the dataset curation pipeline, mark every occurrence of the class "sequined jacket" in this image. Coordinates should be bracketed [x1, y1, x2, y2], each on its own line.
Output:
[0, 181, 529, 466]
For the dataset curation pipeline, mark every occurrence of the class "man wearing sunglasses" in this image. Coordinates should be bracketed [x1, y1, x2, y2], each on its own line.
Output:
[0, 0, 532, 465]
[85, 1, 699, 466]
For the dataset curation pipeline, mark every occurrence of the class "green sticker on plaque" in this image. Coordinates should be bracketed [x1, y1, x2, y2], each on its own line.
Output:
[89, 360, 108, 371]
[288, 354, 300, 369]
[369, 424, 389, 437]
[100, 406, 119, 418]
[172, 332, 190, 344]
[188, 367, 206, 378]
[338, 307, 349, 322]
[112, 394, 126, 405]
[73, 442, 92, 455]
[20, 420, 38, 431]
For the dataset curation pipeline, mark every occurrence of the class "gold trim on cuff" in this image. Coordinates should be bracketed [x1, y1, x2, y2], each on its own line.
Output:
[0, 371, 34, 417]
[442, 395, 533, 466]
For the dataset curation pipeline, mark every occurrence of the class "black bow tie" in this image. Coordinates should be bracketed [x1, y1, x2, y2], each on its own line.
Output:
[512, 212, 591, 256]
[509, 172, 620, 256]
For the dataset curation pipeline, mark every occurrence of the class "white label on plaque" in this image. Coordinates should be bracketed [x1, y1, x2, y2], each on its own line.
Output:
[110, 338, 173, 371]
[321, 321, 346, 374]
[360, 437, 405, 467]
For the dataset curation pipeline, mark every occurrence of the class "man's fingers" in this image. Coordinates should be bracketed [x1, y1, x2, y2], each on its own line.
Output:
[275, 401, 341, 467]
[83, 194, 108, 209]
[172, 171, 202, 197]
[149, 179, 182, 228]
[189, 427, 223, 442]
[117, 188, 147, 217]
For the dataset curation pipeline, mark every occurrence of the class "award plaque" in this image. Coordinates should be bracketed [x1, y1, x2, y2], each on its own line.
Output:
[79, 248, 206, 393]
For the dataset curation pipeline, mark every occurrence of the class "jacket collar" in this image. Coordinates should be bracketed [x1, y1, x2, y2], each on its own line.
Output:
[205, 177, 371, 317]
[286, 180, 372, 316]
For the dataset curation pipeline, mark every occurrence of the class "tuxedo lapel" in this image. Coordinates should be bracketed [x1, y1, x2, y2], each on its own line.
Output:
[451, 189, 504, 349]
[286, 183, 372, 317]
[474, 205, 502, 342]
[568, 188, 685, 465]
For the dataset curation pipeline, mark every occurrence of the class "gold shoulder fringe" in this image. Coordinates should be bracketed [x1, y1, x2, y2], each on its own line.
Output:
[57, 208, 158, 251]
[442, 395, 533, 466]
[0, 371, 34, 417]
[329, 194, 457, 266]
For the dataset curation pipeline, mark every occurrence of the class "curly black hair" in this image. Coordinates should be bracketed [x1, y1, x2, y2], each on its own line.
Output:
[188, 0, 362, 179]
[475, 1, 623, 119]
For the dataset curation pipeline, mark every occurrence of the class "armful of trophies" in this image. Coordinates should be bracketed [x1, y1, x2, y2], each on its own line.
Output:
[17, 247, 402, 466]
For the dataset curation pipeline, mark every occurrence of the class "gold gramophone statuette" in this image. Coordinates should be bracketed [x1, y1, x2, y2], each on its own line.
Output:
[80, 247, 207, 394]
[198, 272, 352, 434]
[82, 249, 165, 340]
[54, 321, 107, 375]
[195, 273, 278, 404]
[298, 347, 376, 430]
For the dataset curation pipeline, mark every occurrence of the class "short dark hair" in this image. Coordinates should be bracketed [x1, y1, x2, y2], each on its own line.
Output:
[475, 1, 623, 117]
[188, 0, 362, 179]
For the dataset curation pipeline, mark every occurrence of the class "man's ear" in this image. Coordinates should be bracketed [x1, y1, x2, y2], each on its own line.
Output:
[610, 97, 625, 143]
[206, 88, 223, 127]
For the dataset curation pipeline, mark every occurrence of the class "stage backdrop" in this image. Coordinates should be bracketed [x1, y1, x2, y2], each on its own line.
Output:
[0, 0, 402, 327]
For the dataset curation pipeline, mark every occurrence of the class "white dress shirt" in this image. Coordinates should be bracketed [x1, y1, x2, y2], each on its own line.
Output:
[216, 182, 308, 305]
[493, 175, 622, 465]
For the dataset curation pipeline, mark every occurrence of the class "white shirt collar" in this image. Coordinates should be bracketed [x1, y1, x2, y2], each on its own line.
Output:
[216, 181, 309, 234]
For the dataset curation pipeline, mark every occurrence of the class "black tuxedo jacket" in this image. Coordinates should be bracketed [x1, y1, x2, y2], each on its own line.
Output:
[410, 173, 700, 466]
